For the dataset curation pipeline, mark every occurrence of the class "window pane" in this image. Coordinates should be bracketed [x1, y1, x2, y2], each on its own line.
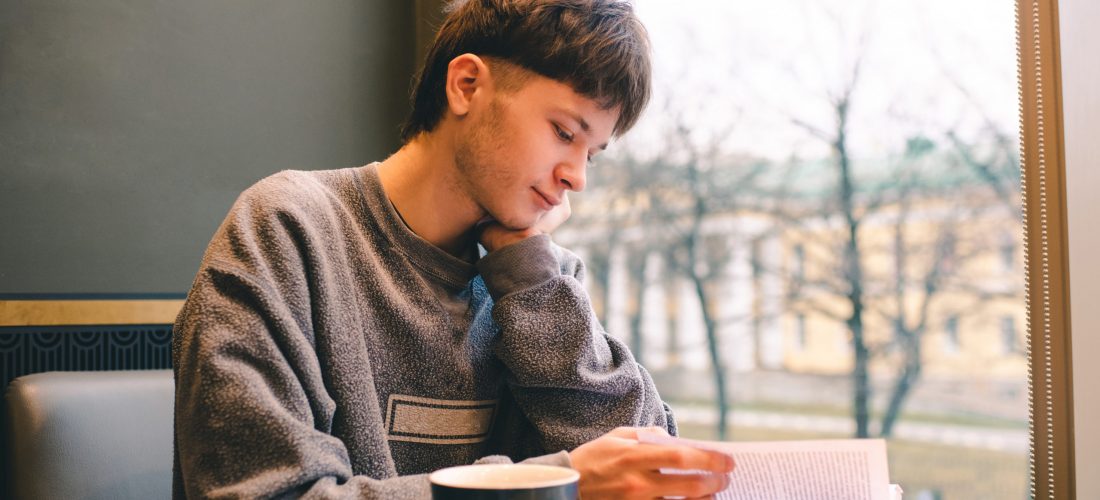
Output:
[557, 1, 1025, 498]
[944, 315, 960, 355]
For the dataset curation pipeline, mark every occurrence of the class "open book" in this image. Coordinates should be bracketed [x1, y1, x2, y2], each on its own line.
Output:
[638, 430, 903, 500]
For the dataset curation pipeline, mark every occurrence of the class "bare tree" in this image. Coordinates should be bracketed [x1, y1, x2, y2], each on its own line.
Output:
[570, 97, 768, 439]
[880, 127, 1021, 436]
[783, 47, 881, 436]
[786, 84, 1019, 438]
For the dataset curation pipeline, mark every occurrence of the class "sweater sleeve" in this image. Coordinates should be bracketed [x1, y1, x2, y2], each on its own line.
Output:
[476, 235, 678, 454]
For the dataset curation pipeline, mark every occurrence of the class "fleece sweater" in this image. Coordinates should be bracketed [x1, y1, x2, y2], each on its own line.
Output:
[172, 164, 676, 499]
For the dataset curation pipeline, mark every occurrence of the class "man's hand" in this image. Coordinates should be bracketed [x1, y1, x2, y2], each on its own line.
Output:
[478, 194, 572, 252]
[568, 427, 735, 499]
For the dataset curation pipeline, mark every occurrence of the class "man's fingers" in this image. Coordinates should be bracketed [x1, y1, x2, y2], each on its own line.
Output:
[642, 425, 670, 437]
[632, 445, 735, 474]
[647, 470, 730, 498]
[604, 426, 643, 439]
[571, 429, 733, 500]
[604, 426, 668, 440]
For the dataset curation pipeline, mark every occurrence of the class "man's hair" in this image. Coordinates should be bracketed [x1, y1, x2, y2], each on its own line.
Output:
[400, 0, 652, 143]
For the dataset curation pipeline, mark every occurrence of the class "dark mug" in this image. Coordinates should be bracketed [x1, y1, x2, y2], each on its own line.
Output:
[429, 464, 580, 500]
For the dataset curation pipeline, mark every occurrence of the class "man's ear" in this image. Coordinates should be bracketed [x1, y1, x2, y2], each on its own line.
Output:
[445, 54, 491, 118]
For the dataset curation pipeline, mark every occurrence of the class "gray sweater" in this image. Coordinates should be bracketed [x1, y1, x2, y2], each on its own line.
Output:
[172, 164, 675, 499]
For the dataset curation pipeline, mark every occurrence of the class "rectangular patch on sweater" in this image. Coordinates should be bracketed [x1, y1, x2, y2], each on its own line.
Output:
[385, 394, 498, 444]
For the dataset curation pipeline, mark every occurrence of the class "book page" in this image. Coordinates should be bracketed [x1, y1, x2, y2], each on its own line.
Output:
[638, 431, 892, 500]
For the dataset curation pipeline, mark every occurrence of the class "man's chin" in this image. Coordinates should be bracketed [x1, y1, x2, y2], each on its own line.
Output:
[497, 221, 536, 232]
[490, 213, 540, 232]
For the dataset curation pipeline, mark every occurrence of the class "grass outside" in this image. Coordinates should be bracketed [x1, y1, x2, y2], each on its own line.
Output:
[676, 422, 1030, 500]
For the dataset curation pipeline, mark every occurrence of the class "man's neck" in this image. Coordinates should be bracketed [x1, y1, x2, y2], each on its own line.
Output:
[376, 134, 484, 258]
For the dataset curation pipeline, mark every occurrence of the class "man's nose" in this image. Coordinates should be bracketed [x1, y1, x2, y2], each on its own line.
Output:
[556, 154, 587, 192]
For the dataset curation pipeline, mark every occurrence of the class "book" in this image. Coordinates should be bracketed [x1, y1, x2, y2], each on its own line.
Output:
[637, 430, 903, 500]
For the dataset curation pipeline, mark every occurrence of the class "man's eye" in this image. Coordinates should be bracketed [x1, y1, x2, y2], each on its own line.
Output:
[554, 124, 573, 143]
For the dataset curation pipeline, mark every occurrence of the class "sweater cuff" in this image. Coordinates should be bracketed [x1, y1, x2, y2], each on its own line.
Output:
[519, 450, 574, 469]
[473, 454, 516, 465]
[476, 234, 559, 301]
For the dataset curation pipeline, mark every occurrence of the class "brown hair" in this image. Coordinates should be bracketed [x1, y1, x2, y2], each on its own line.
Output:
[400, 0, 652, 143]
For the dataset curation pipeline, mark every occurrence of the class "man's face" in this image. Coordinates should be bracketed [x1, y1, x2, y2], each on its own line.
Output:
[453, 73, 619, 231]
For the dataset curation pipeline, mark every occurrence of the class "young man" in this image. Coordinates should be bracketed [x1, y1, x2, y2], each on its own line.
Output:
[172, 0, 734, 498]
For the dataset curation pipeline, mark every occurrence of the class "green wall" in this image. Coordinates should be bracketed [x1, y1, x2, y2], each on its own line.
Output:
[0, 0, 425, 296]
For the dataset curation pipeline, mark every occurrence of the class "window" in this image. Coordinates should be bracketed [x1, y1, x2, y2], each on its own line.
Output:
[999, 232, 1016, 274]
[1000, 316, 1017, 355]
[943, 315, 960, 355]
[792, 244, 805, 286]
[556, 0, 1026, 497]
[794, 313, 807, 351]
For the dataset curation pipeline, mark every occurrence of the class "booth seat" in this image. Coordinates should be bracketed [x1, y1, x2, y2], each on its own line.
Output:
[5, 370, 174, 500]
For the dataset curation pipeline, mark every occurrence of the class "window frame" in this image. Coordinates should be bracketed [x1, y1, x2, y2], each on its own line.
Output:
[1017, 0, 1077, 497]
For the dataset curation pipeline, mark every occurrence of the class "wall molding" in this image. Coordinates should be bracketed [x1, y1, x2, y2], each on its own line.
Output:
[0, 300, 184, 327]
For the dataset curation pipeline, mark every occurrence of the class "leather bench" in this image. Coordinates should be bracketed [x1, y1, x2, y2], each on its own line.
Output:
[5, 370, 174, 500]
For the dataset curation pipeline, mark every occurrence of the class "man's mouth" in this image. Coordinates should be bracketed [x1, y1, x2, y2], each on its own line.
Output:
[533, 188, 561, 208]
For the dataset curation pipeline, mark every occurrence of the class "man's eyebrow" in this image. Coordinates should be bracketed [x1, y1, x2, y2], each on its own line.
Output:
[576, 115, 591, 133]
[557, 107, 590, 133]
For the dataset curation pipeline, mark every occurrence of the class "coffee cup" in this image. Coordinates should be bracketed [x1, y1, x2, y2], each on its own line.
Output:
[429, 463, 579, 499]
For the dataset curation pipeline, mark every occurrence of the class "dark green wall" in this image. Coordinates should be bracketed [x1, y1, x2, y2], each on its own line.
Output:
[0, 0, 422, 296]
